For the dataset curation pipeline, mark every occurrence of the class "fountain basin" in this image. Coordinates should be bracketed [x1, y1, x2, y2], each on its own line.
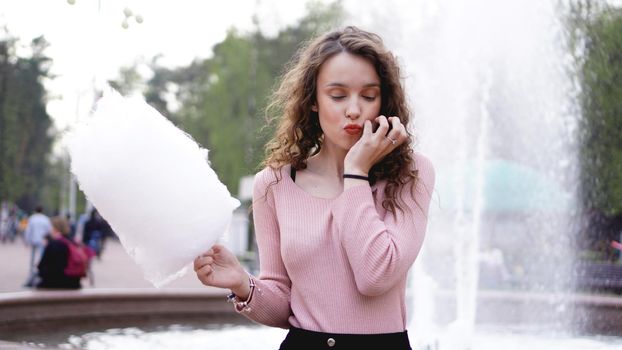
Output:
[0, 288, 244, 349]
[1, 289, 621, 349]
[435, 289, 622, 335]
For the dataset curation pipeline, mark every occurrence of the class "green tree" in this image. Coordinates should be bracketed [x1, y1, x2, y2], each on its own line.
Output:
[579, 6, 622, 217]
[110, 1, 343, 195]
[175, 1, 343, 194]
[108, 63, 144, 97]
[0, 34, 56, 212]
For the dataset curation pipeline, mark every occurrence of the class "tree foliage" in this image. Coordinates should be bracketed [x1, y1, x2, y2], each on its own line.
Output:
[110, 2, 343, 195]
[579, 5, 622, 218]
[0, 33, 56, 212]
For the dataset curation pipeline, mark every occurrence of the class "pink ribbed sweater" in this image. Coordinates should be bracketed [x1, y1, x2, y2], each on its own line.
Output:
[242, 153, 435, 334]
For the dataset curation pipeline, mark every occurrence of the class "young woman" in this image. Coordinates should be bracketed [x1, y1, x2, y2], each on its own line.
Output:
[194, 26, 435, 349]
[37, 216, 83, 289]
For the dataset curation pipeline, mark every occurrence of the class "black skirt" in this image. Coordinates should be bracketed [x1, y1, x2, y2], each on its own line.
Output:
[279, 326, 412, 350]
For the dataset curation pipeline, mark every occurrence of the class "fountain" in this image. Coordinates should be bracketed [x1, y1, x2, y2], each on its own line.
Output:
[1, 0, 622, 349]
[344, 0, 622, 348]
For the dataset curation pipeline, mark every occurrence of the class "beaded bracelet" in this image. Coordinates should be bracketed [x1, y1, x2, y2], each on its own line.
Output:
[227, 275, 257, 313]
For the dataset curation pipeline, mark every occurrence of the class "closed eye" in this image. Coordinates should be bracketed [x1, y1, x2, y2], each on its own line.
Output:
[363, 96, 377, 101]
[331, 96, 346, 100]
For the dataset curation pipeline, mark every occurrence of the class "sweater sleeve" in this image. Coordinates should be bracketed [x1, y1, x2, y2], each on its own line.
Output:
[239, 168, 292, 328]
[331, 154, 436, 296]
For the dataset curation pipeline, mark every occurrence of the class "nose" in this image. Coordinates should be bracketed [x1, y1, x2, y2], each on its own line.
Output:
[345, 98, 361, 120]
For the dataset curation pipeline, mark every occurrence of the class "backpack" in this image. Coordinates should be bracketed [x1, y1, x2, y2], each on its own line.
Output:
[61, 237, 93, 278]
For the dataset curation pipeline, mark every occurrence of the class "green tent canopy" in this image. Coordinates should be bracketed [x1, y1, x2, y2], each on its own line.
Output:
[435, 158, 573, 213]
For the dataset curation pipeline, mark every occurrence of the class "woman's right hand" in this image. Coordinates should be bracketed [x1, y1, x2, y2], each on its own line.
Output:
[343, 115, 407, 176]
[193, 244, 250, 299]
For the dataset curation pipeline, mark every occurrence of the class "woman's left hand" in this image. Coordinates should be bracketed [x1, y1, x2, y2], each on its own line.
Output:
[344, 115, 407, 175]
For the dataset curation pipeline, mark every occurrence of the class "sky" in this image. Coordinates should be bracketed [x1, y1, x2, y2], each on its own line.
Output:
[2, 0, 620, 150]
[0, 0, 320, 141]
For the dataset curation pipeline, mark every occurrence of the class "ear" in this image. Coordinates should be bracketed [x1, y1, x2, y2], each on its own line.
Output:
[311, 103, 318, 112]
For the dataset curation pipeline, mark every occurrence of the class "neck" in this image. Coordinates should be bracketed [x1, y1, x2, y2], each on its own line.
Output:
[311, 144, 347, 178]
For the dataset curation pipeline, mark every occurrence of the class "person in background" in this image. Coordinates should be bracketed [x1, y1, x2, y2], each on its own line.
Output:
[74, 210, 90, 244]
[18, 215, 29, 241]
[24, 206, 52, 287]
[0, 201, 8, 243]
[6, 205, 19, 242]
[0, 201, 17, 243]
[36, 216, 82, 289]
[65, 213, 76, 240]
[83, 209, 113, 258]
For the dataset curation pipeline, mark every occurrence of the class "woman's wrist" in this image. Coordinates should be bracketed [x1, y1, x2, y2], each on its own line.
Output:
[227, 274, 258, 313]
[343, 165, 368, 177]
[230, 271, 251, 300]
[343, 165, 370, 190]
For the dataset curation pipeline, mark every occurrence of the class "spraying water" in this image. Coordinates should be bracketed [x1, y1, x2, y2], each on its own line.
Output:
[346, 0, 581, 348]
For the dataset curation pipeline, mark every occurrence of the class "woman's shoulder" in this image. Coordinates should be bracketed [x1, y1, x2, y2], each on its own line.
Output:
[253, 165, 289, 192]
[46, 238, 69, 254]
[412, 152, 436, 193]
[413, 152, 434, 176]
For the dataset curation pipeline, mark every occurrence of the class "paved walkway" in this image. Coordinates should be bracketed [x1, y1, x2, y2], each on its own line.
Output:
[0, 239, 206, 293]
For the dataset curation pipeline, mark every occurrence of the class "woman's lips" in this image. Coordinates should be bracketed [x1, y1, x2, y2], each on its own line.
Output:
[344, 125, 362, 135]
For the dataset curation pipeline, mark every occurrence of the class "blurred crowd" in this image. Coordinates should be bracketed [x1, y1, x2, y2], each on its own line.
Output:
[0, 201, 115, 290]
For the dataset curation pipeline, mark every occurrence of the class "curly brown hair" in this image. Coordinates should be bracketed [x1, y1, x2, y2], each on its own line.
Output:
[263, 26, 419, 214]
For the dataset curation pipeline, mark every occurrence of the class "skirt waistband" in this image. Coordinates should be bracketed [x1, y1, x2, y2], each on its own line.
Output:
[279, 326, 412, 350]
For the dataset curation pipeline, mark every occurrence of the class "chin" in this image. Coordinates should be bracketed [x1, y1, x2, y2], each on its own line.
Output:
[341, 142, 356, 150]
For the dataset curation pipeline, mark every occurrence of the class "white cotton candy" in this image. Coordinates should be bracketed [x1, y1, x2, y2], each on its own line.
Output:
[68, 89, 240, 287]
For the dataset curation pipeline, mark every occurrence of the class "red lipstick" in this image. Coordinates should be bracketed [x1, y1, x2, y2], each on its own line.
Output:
[343, 124, 362, 135]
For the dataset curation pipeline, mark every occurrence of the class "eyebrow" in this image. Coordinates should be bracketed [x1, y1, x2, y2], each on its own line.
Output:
[324, 82, 381, 88]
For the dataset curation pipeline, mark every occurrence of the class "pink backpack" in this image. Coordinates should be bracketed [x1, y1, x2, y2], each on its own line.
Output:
[61, 237, 94, 278]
